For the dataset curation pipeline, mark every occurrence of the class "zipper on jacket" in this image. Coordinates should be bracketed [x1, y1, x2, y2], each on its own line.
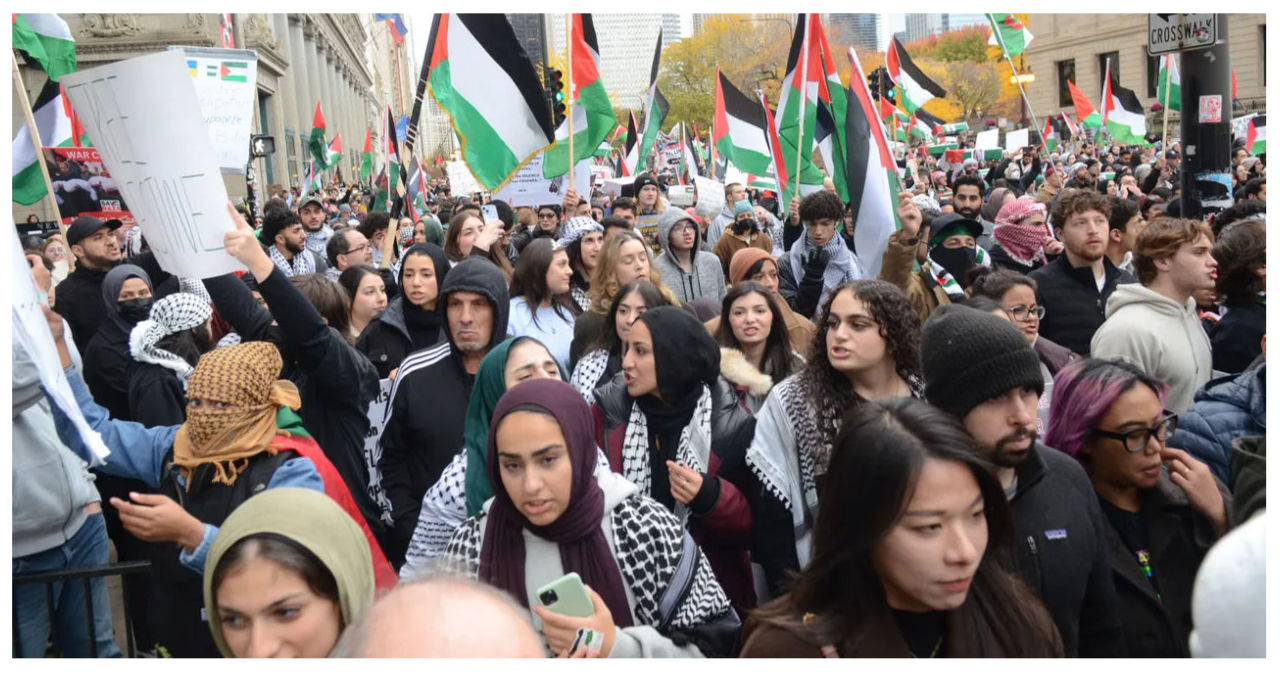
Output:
[1026, 535, 1038, 556]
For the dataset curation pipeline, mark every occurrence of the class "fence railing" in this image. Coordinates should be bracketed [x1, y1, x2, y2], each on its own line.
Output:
[12, 560, 152, 658]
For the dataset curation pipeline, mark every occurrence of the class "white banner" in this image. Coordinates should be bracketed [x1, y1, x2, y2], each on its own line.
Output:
[60, 50, 244, 279]
[693, 176, 725, 218]
[1004, 128, 1031, 154]
[492, 153, 591, 207]
[974, 128, 1001, 151]
[168, 46, 259, 174]
[446, 160, 484, 197]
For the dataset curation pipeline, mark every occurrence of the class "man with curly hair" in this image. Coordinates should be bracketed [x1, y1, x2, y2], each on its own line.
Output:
[1028, 190, 1136, 356]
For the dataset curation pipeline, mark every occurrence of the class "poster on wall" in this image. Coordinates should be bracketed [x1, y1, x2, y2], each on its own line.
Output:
[41, 147, 134, 226]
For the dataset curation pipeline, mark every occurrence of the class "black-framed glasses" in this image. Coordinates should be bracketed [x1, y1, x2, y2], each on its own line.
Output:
[1004, 304, 1046, 322]
[1092, 413, 1178, 453]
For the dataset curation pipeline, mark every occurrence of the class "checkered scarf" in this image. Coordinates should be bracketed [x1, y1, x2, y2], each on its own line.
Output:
[619, 385, 713, 526]
[268, 244, 315, 276]
[128, 292, 212, 385]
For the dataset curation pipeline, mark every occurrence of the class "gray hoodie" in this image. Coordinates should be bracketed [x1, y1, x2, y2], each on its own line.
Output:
[12, 344, 101, 558]
[1091, 283, 1213, 414]
[653, 208, 726, 305]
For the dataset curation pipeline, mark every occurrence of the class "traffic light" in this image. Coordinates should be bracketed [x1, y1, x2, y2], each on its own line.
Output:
[868, 68, 882, 100]
[550, 69, 567, 126]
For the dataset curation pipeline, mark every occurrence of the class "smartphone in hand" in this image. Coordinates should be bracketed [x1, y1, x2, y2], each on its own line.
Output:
[536, 572, 593, 618]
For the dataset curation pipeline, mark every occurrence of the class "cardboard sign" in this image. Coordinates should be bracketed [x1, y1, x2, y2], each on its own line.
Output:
[492, 153, 591, 207]
[599, 175, 634, 199]
[1004, 128, 1030, 154]
[60, 50, 243, 279]
[41, 147, 134, 226]
[168, 46, 259, 174]
[668, 185, 696, 207]
[634, 213, 662, 253]
[974, 128, 1001, 153]
[693, 176, 725, 218]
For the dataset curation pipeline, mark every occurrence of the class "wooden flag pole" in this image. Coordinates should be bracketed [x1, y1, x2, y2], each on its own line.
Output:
[565, 14, 575, 194]
[12, 55, 71, 256]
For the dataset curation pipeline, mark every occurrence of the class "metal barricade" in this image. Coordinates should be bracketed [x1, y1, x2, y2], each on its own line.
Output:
[12, 560, 152, 658]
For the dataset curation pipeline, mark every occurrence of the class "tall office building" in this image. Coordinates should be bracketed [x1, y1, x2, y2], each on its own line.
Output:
[825, 14, 881, 51]
[943, 14, 989, 31]
[904, 14, 942, 42]
[507, 14, 549, 74]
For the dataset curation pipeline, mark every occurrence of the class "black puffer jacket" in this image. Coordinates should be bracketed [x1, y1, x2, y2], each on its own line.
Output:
[377, 257, 510, 567]
[1028, 253, 1135, 356]
[356, 244, 452, 379]
[1009, 443, 1126, 657]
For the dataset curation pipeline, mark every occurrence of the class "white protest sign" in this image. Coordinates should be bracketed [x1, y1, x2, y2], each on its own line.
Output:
[60, 50, 244, 279]
[974, 128, 1000, 151]
[362, 378, 395, 525]
[11, 229, 110, 464]
[600, 175, 634, 199]
[1005, 128, 1030, 153]
[447, 160, 484, 196]
[492, 153, 591, 207]
[168, 46, 258, 174]
[668, 185, 696, 207]
[693, 176, 725, 218]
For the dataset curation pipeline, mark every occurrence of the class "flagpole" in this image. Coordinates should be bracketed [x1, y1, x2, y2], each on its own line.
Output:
[566, 14, 575, 194]
[793, 15, 808, 198]
[1160, 55, 1172, 149]
[12, 54, 71, 257]
[710, 68, 720, 181]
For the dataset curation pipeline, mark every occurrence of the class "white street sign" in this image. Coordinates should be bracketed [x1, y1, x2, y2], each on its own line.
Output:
[1148, 14, 1218, 55]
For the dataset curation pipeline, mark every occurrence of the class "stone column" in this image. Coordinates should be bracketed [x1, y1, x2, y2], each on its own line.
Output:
[288, 15, 312, 181]
[270, 14, 297, 189]
[303, 22, 325, 170]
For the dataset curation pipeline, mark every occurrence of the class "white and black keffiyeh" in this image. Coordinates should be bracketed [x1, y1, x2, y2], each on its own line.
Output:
[570, 284, 591, 314]
[216, 332, 242, 348]
[570, 349, 610, 404]
[178, 277, 211, 305]
[269, 244, 315, 276]
[441, 486, 731, 633]
[128, 292, 212, 384]
[619, 386, 713, 525]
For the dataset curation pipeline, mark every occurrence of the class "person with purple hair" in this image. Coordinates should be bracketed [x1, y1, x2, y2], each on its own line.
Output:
[1044, 358, 1231, 658]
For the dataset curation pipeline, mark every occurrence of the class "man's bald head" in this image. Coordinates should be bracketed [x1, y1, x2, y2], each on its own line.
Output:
[331, 575, 544, 657]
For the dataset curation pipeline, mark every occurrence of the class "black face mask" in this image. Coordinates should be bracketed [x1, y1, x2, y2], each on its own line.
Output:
[117, 297, 153, 324]
[931, 245, 978, 282]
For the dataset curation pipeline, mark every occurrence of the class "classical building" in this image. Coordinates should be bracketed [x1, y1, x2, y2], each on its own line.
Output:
[1024, 14, 1266, 126]
[12, 13, 427, 221]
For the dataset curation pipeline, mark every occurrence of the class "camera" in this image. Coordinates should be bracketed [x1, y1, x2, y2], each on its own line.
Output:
[539, 589, 558, 606]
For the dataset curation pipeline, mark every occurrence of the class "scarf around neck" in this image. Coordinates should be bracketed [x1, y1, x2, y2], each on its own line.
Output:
[926, 246, 990, 302]
[620, 386, 713, 526]
[129, 292, 211, 385]
[788, 229, 862, 311]
[269, 244, 314, 276]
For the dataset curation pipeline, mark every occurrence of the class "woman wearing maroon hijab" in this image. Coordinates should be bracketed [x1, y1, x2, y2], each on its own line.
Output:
[442, 378, 739, 657]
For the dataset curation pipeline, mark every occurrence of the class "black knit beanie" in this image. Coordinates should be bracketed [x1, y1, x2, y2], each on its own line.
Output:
[921, 305, 1044, 420]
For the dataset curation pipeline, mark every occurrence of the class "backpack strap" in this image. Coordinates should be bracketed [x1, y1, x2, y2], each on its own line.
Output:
[655, 529, 698, 631]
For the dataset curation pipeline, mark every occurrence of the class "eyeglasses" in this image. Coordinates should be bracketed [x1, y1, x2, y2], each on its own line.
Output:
[1092, 413, 1178, 453]
[671, 223, 697, 234]
[1003, 304, 1046, 322]
[347, 243, 370, 254]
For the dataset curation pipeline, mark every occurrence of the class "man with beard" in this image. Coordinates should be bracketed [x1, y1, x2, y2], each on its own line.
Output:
[260, 207, 327, 277]
[54, 216, 171, 354]
[298, 195, 334, 262]
[951, 174, 994, 250]
[922, 304, 1124, 657]
[878, 195, 988, 325]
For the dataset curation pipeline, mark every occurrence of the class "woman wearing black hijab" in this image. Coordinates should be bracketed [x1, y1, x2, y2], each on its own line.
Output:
[83, 264, 154, 420]
[590, 306, 759, 611]
[356, 243, 453, 379]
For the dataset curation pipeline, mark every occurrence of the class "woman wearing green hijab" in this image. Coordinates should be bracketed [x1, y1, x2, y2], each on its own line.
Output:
[400, 335, 615, 579]
[204, 488, 375, 658]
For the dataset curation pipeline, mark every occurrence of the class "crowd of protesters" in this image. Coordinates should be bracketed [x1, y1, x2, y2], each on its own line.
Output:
[14, 128, 1265, 659]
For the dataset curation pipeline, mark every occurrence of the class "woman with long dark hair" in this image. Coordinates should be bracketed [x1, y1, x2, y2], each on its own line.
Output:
[507, 238, 580, 370]
[592, 306, 758, 610]
[443, 379, 738, 657]
[745, 279, 925, 599]
[444, 210, 512, 278]
[557, 216, 605, 313]
[741, 398, 1063, 657]
[1044, 358, 1229, 657]
[355, 243, 451, 379]
[338, 265, 387, 344]
[713, 281, 803, 414]
[569, 279, 671, 405]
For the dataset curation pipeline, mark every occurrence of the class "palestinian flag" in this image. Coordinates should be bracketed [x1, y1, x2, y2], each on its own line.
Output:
[1102, 63, 1148, 145]
[370, 164, 390, 212]
[944, 148, 1003, 164]
[309, 101, 328, 167]
[324, 134, 343, 170]
[384, 105, 402, 199]
[680, 123, 701, 183]
[424, 14, 554, 190]
[909, 115, 936, 142]
[1246, 115, 1266, 154]
[219, 60, 249, 83]
[886, 36, 946, 114]
[1158, 54, 1181, 112]
[12, 80, 88, 205]
[1041, 117, 1058, 152]
[1067, 79, 1102, 129]
[775, 13, 826, 206]
[543, 14, 616, 178]
[13, 14, 76, 81]
[300, 160, 320, 202]
[636, 28, 669, 171]
[935, 121, 969, 136]
[814, 18, 849, 203]
[758, 92, 789, 190]
[987, 14, 1033, 58]
[1059, 112, 1079, 141]
[406, 157, 428, 217]
[926, 140, 959, 156]
[621, 111, 639, 177]
[713, 69, 773, 178]
[360, 127, 373, 180]
[844, 47, 901, 278]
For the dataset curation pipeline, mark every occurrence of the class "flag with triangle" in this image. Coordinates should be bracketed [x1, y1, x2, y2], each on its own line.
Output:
[775, 13, 827, 207]
[986, 14, 1034, 58]
[886, 36, 946, 114]
[713, 68, 774, 179]
[543, 15, 616, 179]
[12, 79, 90, 205]
[1246, 115, 1266, 155]
[622, 110, 639, 177]
[1041, 116, 1058, 152]
[309, 101, 328, 167]
[385, 104, 403, 201]
[1067, 78, 1102, 129]
[758, 93, 790, 194]
[324, 134, 342, 170]
[844, 47, 901, 278]
[1158, 54, 1181, 112]
[636, 28, 669, 172]
[360, 127, 373, 180]
[1101, 61, 1149, 145]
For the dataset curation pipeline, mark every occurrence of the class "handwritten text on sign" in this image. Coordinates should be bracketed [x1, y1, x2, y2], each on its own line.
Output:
[60, 50, 243, 279]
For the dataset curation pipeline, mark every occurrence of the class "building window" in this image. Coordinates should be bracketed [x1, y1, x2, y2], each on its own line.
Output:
[1262, 26, 1267, 87]
[1099, 51, 1119, 92]
[1147, 53, 1161, 99]
[1057, 59, 1076, 107]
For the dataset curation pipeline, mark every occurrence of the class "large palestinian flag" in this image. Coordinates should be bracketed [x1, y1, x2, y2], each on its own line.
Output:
[713, 69, 773, 178]
[1067, 79, 1102, 129]
[1245, 115, 1266, 155]
[622, 111, 639, 177]
[1102, 62, 1148, 145]
[12, 79, 89, 205]
[12, 14, 76, 81]
[424, 14, 554, 190]
[775, 13, 826, 206]
[309, 101, 328, 167]
[886, 36, 946, 114]
[1158, 54, 1181, 112]
[543, 14, 616, 178]
[635, 28, 669, 172]
[360, 127, 373, 180]
[844, 47, 901, 278]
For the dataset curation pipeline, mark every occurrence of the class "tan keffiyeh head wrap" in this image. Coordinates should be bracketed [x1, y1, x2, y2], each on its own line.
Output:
[172, 342, 301, 487]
